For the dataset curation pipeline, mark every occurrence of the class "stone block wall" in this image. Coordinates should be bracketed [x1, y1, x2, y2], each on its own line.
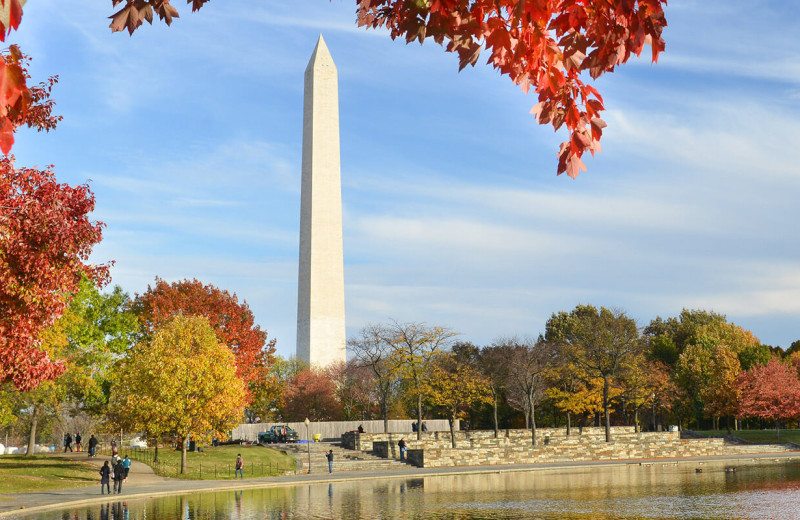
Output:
[352, 427, 797, 468]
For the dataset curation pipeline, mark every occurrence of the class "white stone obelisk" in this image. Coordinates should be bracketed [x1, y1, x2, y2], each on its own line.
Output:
[296, 35, 346, 367]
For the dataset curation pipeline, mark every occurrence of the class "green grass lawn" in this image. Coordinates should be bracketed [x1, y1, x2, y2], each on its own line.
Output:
[695, 429, 800, 444]
[121, 444, 297, 479]
[0, 455, 97, 494]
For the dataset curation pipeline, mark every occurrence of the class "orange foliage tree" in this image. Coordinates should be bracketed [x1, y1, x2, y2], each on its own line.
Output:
[281, 366, 341, 422]
[131, 278, 276, 402]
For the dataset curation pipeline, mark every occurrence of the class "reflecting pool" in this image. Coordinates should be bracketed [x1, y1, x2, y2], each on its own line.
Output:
[11, 459, 800, 519]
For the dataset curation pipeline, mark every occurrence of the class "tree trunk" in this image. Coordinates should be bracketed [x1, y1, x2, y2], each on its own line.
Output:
[180, 436, 188, 474]
[776, 419, 781, 441]
[566, 412, 571, 436]
[26, 404, 39, 456]
[492, 391, 499, 438]
[634, 407, 640, 433]
[416, 394, 422, 441]
[621, 396, 628, 425]
[449, 414, 457, 448]
[530, 398, 537, 447]
[383, 405, 389, 434]
[603, 375, 611, 442]
[154, 442, 159, 464]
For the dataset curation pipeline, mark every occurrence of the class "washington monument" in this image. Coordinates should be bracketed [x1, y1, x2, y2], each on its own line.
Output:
[296, 36, 347, 367]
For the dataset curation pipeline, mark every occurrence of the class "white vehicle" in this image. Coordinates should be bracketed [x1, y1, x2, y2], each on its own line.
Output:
[129, 437, 148, 449]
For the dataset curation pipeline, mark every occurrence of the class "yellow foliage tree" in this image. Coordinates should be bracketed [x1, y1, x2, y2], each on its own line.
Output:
[109, 315, 246, 473]
[423, 354, 491, 448]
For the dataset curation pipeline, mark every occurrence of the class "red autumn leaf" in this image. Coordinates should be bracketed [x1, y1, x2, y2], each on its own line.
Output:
[105, 0, 667, 178]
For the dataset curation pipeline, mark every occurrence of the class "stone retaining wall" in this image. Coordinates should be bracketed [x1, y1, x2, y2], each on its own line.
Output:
[347, 427, 798, 468]
[343, 426, 636, 451]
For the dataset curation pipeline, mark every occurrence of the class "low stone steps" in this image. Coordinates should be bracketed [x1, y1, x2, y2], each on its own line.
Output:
[271, 441, 413, 473]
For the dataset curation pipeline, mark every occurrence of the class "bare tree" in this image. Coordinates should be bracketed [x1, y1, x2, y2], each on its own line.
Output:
[347, 324, 400, 433]
[479, 343, 513, 438]
[501, 338, 552, 446]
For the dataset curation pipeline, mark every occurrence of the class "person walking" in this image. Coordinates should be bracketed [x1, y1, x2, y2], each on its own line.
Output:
[99, 461, 111, 495]
[122, 455, 131, 481]
[64, 432, 73, 453]
[235, 453, 244, 479]
[75, 432, 82, 452]
[110, 438, 118, 457]
[88, 434, 98, 457]
[113, 458, 125, 494]
[325, 450, 334, 473]
[398, 438, 407, 461]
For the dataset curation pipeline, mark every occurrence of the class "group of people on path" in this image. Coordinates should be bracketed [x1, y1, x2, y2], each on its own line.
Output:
[63, 432, 82, 452]
[99, 455, 131, 494]
[64, 432, 100, 457]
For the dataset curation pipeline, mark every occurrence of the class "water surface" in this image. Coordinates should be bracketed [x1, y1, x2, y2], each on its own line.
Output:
[13, 459, 800, 519]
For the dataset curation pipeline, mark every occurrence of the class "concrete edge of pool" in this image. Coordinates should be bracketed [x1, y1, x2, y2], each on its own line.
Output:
[2, 451, 799, 518]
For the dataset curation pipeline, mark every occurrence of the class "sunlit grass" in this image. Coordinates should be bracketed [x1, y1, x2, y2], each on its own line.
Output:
[694, 429, 800, 444]
[0, 455, 97, 494]
[118, 444, 297, 479]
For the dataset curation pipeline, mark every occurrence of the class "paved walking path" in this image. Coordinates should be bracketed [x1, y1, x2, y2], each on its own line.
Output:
[1, 450, 798, 518]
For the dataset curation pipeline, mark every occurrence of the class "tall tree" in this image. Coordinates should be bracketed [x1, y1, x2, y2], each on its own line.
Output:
[348, 323, 401, 433]
[1, 158, 108, 391]
[423, 352, 491, 448]
[501, 337, 553, 446]
[109, 315, 246, 474]
[329, 360, 378, 421]
[281, 366, 341, 422]
[478, 343, 513, 437]
[107, 0, 666, 178]
[386, 321, 457, 440]
[17, 278, 135, 455]
[737, 358, 800, 441]
[132, 278, 276, 403]
[546, 305, 641, 442]
[546, 340, 592, 435]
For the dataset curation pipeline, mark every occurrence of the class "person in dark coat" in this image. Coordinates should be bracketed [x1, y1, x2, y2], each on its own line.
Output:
[64, 432, 73, 452]
[99, 461, 111, 494]
[326, 450, 334, 473]
[113, 459, 125, 493]
[88, 434, 98, 457]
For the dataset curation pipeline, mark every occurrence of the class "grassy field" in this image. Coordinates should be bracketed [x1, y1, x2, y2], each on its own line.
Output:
[695, 429, 800, 444]
[0, 455, 97, 494]
[119, 444, 297, 480]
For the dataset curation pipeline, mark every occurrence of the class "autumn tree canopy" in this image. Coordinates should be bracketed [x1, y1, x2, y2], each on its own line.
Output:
[104, 0, 665, 177]
[0, 158, 108, 391]
[109, 315, 246, 473]
[736, 358, 800, 439]
[546, 304, 641, 442]
[131, 277, 276, 399]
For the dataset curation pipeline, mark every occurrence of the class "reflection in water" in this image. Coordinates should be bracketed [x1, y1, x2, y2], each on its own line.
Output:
[11, 459, 800, 520]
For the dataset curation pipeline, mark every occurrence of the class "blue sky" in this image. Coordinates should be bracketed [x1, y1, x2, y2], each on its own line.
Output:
[10, 1, 800, 357]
